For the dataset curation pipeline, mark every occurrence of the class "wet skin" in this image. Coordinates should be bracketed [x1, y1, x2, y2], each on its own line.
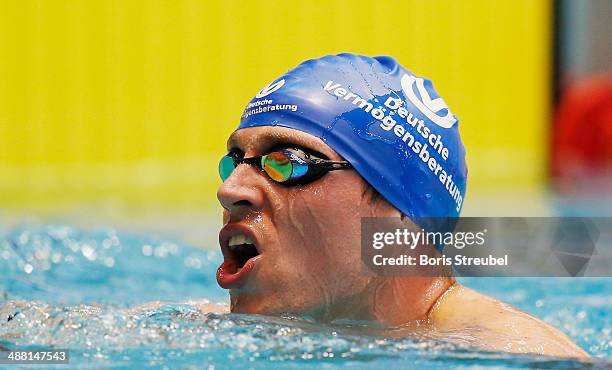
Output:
[216, 126, 590, 359]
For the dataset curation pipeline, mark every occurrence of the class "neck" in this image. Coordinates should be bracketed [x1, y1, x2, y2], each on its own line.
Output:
[318, 276, 456, 326]
[372, 276, 456, 326]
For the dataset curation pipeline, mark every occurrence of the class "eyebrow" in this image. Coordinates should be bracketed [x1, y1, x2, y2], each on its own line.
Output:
[227, 132, 331, 159]
[267, 142, 329, 159]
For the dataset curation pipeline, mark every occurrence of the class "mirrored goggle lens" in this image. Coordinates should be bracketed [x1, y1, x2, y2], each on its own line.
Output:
[262, 152, 293, 182]
[219, 155, 236, 181]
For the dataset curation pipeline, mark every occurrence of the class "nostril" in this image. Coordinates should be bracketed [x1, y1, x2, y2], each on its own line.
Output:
[233, 200, 252, 207]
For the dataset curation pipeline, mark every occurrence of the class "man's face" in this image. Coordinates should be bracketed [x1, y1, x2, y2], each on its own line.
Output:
[216, 126, 397, 316]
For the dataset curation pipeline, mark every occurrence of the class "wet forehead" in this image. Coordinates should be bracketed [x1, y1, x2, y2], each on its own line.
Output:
[227, 126, 339, 159]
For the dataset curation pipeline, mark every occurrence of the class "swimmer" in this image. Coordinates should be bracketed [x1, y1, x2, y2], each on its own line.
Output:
[215, 54, 589, 358]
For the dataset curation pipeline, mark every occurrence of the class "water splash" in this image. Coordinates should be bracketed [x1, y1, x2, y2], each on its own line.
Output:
[0, 225, 610, 369]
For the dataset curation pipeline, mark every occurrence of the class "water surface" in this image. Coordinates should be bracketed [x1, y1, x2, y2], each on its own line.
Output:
[1, 225, 610, 369]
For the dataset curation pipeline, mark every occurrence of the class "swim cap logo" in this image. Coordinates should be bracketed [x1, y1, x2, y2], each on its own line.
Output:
[255, 79, 285, 98]
[401, 74, 457, 129]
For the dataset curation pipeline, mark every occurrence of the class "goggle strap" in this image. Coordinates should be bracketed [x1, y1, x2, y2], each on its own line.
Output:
[317, 161, 352, 171]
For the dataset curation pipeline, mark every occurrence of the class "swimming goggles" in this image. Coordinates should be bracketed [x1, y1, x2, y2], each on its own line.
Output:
[219, 148, 352, 185]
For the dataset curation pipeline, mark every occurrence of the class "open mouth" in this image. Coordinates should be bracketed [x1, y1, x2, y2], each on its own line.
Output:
[226, 234, 260, 271]
[217, 227, 262, 289]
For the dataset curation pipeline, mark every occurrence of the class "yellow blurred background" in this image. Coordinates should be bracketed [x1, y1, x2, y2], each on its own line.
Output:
[0, 1, 552, 237]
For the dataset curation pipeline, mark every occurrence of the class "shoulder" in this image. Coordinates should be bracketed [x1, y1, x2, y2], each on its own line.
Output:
[428, 284, 589, 358]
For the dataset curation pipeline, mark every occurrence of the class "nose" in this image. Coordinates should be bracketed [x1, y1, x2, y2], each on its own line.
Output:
[217, 163, 265, 217]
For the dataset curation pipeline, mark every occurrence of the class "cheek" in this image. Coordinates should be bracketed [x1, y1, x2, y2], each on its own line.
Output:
[294, 174, 365, 219]
[309, 175, 365, 236]
[282, 178, 365, 270]
[284, 185, 361, 247]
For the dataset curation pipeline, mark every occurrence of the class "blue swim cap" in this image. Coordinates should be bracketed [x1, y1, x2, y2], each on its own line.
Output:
[237, 53, 467, 230]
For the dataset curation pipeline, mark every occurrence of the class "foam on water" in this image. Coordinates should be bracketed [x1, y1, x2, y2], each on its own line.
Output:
[0, 225, 610, 369]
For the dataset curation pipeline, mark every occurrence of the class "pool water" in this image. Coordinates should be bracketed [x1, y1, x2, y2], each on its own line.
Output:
[0, 225, 610, 369]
